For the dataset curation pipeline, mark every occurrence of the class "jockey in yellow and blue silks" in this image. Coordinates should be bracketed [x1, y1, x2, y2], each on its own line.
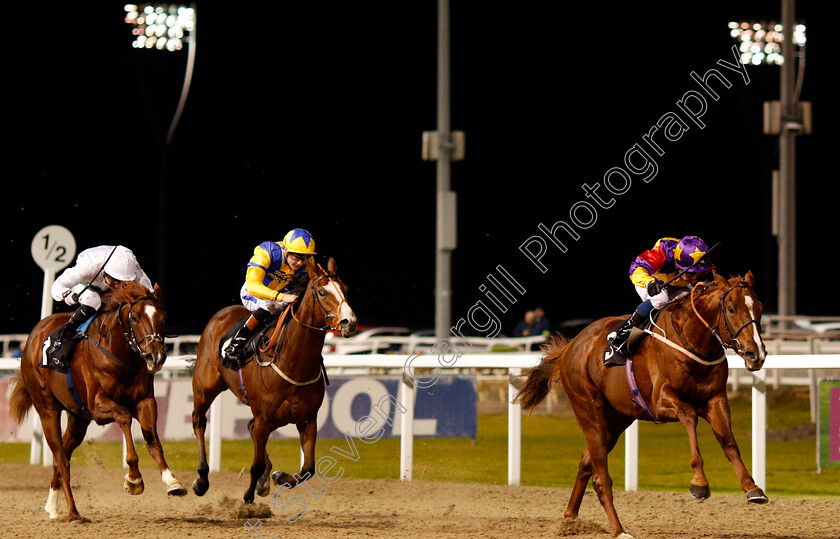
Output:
[222, 228, 316, 365]
[604, 236, 714, 366]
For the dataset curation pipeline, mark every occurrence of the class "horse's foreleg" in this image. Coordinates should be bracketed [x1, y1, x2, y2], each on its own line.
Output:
[245, 418, 272, 504]
[675, 405, 710, 499]
[298, 419, 318, 479]
[136, 397, 187, 496]
[91, 393, 144, 495]
[271, 419, 319, 490]
[704, 396, 768, 503]
[40, 408, 85, 523]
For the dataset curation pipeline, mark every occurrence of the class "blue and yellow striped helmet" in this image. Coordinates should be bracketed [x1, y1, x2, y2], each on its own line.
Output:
[282, 228, 316, 255]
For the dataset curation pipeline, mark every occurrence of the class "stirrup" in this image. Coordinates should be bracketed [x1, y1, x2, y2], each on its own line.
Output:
[603, 344, 627, 366]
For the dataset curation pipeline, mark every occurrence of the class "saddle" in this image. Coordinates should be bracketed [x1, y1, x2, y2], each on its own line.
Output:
[40, 316, 97, 374]
[601, 309, 661, 366]
[218, 313, 287, 370]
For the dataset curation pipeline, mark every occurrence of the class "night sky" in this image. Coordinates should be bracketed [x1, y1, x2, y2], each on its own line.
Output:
[4, 1, 838, 338]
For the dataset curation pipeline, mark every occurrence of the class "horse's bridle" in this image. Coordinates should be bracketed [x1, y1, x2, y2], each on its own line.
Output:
[291, 269, 347, 333]
[117, 295, 166, 356]
[689, 279, 761, 358]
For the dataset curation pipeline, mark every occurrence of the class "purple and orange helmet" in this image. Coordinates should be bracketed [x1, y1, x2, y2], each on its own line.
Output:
[675, 236, 713, 273]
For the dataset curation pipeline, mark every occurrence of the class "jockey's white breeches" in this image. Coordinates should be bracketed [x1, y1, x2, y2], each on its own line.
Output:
[635, 285, 689, 310]
[239, 283, 287, 314]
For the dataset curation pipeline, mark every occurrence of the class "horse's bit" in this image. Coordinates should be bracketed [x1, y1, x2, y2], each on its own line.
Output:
[690, 280, 761, 358]
[292, 269, 347, 333]
[118, 296, 166, 355]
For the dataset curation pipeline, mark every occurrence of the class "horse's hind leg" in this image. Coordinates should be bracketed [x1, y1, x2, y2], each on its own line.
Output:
[40, 408, 86, 522]
[565, 447, 593, 519]
[136, 397, 187, 496]
[704, 395, 767, 503]
[191, 367, 225, 496]
[46, 412, 91, 519]
[565, 389, 634, 538]
[565, 411, 633, 520]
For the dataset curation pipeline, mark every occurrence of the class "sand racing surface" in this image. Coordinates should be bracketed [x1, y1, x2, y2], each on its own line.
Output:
[2, 463, 839, 539]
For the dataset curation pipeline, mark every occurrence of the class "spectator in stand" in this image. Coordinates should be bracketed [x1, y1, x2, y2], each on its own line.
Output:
[532, 306, 551, 338]
[513, 310, 536, 337]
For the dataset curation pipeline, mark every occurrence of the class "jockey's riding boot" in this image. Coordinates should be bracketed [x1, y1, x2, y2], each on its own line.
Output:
[46, 304, 97, 360]
[604, 310, 644, 366]
[223, 324, 257, 366]
[223, 309, 271, 367]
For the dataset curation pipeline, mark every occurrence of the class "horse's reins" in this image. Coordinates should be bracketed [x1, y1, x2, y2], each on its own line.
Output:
[690, 278, 760, 358]
[84, 295, 165, 365]
[253, 266, 347, 386]
[291, 265, 348, 333]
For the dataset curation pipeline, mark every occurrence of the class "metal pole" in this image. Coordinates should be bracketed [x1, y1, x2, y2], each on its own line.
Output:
[435, 0, 454, 340]
[778, 0, 797, 322]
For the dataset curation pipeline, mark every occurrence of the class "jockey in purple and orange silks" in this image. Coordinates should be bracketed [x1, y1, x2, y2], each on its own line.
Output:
[604, 236, 714, 366]
[222, 228, 317, 365]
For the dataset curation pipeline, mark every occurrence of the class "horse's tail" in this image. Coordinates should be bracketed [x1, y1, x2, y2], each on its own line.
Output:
[9, 372, 33, 425]
[515, 334, 569, 412]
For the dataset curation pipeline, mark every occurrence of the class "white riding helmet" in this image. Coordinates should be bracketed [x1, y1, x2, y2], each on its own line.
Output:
[103, 246, 139, 281]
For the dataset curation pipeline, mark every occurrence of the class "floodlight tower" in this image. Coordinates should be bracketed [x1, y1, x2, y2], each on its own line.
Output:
[729, 0, 808, 326]
[124, 4, 197, 301]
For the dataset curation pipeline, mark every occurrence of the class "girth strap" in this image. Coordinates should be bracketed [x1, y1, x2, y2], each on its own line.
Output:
[64, 370, 86, 412]
[625, 358, 657, 422]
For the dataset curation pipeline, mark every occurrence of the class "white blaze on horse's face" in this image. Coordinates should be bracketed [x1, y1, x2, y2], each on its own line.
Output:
[144, 304, 158, 321]
[744, 296, 767, 362]
[324, 281, 357, 337]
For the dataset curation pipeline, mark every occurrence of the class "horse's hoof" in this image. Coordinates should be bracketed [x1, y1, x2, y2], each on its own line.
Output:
[616, 533, 636, 539]
[689, 483, 711, 500]
[192, 478, 209, 497]
[167, 482, 188, 497]
[746, 487, 769, 504]
[256, 480, 271, 497]
[272, 471, 294, 488]
[68, 515, 89, 524]
[124, 476, 144, 495]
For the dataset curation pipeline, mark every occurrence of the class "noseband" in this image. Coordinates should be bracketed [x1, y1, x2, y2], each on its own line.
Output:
[690, 280, 760, 357]
[292, 268, 348, 333]
[118, 296, 165, 356]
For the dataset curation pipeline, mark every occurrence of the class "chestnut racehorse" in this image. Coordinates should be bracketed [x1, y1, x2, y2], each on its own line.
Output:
[517, 271, 768, 539]
[191, 258, 357, 503]
[9, 281, 186, 523]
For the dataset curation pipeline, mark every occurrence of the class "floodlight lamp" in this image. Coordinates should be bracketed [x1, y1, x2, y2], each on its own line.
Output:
[124, 3, 195, 52]
[728, 21, 805, 66]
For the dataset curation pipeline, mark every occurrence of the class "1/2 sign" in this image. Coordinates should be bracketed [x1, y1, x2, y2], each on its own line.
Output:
[31, 225, 76, 272]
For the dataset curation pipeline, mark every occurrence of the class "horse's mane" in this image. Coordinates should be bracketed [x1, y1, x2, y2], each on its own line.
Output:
[101, 281, 153, 312]
[287, 272, 311, 300]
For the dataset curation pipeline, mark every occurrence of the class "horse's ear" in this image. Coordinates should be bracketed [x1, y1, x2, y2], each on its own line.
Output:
[327, 257, 338, 275]
[306, 257, 320, 279]
[153, 283, 161, 300]
[743, 270, 755, 288]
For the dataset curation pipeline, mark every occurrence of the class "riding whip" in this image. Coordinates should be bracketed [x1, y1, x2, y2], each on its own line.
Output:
[70, 245, 119, 303]
[661, 241, 721, 289]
